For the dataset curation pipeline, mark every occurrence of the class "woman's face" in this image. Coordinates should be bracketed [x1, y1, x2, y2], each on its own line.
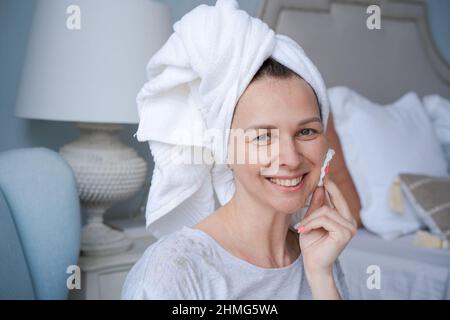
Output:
[228, 75, 328, 213]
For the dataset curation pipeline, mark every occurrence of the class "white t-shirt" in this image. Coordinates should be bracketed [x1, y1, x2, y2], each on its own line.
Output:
[121, 226, 349, 299]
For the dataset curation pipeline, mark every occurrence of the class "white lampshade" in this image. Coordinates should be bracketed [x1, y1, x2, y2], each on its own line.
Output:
[15, 0, 172, 124]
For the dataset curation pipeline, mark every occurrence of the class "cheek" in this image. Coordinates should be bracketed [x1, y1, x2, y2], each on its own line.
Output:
[229, 143, 260, 176]
[254, 138, 328, 168]
[256, 144, 276, 167]
[303, 141, 327, 165]
[232, 164, 265, 195]
[229, 139, 271, 168]
[247, 145, 273, 168]
[302, 138, 328, 181]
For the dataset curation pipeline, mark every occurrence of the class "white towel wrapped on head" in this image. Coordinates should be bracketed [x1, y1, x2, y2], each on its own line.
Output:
[135, 0, 331, 238]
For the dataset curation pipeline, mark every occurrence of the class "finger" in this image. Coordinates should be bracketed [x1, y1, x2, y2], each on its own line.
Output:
[323, 177, 355, 225]
[324, 189, 335, 209]
[300, 207, 357, 236]
[303, 187, 325, 220]
[301, 216, 354, 242]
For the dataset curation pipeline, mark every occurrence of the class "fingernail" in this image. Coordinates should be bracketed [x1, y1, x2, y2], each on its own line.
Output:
[325, 165, 329, 175]
[297, 226, 305, 234]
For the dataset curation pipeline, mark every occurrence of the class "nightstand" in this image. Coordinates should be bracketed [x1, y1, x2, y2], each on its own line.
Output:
[69, 217, 157, 300]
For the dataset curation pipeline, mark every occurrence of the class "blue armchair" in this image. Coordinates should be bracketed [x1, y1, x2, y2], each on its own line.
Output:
[0, 147, 81, 299]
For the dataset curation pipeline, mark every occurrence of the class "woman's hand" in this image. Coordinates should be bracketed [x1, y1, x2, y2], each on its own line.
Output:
[298, 176, 357, 299]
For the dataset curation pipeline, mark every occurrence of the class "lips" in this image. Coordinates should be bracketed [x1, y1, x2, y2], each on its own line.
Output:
[264, 173, 308, 192]
[268, 176, 303, 187]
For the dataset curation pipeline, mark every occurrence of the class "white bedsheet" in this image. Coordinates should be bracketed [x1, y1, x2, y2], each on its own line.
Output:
[340, 228, 450, 299]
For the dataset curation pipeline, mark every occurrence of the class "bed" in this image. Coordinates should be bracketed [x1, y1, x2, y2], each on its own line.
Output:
[258, 0, 450, 299]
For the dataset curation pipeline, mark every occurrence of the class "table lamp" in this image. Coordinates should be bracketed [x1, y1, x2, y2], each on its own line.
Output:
[15, 0, 172, 256]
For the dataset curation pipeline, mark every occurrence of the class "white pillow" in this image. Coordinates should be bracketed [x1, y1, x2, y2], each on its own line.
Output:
[328, 87, 449, 239]
[423, 94, 450, 174]
[423, 95, 450, 144]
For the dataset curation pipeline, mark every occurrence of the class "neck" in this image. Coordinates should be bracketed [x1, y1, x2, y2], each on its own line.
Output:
[218, 189, 300, 268]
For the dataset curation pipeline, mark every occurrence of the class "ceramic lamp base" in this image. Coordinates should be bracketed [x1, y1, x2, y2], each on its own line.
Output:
[60, 123, 147, 257]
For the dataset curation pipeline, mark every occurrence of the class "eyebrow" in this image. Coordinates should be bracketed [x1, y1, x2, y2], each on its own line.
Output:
[244, 116, 322, 131]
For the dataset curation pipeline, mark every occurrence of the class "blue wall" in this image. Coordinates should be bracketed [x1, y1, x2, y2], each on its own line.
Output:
[1, 0, 449, 219]
[159, 0, 260, 21]
[427, 0, 450, 63]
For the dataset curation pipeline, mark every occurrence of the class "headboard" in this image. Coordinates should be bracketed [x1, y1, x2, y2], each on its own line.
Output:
[258, 0, 450, 103]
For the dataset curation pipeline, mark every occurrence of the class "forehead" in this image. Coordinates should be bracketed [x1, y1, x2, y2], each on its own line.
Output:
[232, 76, 320, 127]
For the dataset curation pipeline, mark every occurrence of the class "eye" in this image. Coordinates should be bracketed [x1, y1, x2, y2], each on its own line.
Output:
[254, 133, 271, 144]
[297, 128, 318, 138]
[300, 128, 317, 136]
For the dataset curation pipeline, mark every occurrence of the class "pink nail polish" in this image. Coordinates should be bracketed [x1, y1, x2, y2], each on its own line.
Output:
[325, 165, 329, 175]
[298, 226, 305, 234]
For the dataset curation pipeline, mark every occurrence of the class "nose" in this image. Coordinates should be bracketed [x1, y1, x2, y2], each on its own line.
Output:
[277, 134, 303, 169]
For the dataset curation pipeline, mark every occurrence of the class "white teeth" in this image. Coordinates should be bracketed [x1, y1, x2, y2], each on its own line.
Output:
[269, 176, 303, 187]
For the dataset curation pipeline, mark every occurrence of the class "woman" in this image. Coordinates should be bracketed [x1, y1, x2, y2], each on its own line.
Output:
[122, 57, 357, 300]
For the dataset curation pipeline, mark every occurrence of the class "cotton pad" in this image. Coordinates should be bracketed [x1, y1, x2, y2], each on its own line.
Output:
[318, 148, 335, 187]
[290, 148, 336, 231]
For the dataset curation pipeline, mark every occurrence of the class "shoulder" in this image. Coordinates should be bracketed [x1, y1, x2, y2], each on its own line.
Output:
[121, 228, 211, 300]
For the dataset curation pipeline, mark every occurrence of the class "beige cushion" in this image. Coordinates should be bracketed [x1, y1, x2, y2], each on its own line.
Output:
[398, 173, 450, 241]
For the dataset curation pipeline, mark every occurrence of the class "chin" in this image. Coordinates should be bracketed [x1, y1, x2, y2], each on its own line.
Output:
[274, 204, 304, 215]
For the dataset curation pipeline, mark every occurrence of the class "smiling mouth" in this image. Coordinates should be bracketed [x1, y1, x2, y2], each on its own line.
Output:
[264, 173, 308, 191]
